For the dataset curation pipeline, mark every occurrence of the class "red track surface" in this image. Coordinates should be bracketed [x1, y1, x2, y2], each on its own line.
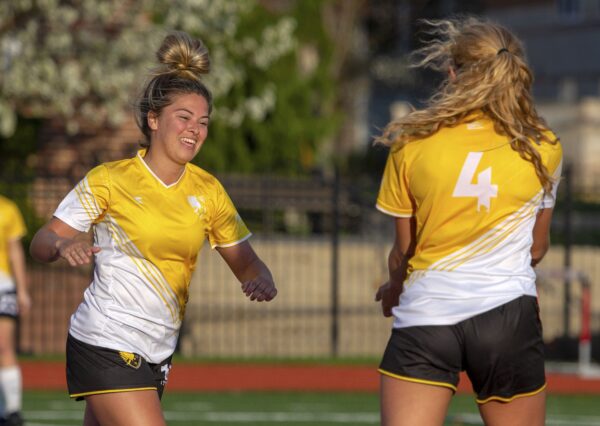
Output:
[21, 361, 600, 394]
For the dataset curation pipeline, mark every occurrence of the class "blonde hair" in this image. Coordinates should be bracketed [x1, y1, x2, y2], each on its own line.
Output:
[135, 31, 212, 147]
[154, 31, 210, 79]
[376, 17, 558, 192]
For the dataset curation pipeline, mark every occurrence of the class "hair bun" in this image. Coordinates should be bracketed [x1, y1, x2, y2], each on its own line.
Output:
[156, 31, 210, 77]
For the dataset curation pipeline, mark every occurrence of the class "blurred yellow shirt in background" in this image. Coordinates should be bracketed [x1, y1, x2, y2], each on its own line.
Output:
[0, 195, 26, 292]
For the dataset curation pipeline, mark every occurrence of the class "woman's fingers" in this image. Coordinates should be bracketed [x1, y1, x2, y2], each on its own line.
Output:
[58, 240, 101, 266]
[241, 278, 277, 302]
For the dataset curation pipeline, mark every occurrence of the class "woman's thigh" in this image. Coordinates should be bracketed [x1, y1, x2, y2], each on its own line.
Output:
[380, 375, 453, 426]
[478, 389, 546, 426]
[0, 318, 17, 365]
[84, 390, 166, 426]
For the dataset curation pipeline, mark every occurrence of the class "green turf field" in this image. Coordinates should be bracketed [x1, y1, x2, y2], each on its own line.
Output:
[23, 391, 600, 425]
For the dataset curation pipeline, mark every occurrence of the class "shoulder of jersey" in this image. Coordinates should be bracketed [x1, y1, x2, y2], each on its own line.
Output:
[107, 156, 138, 170]
[0, 194, 16, 209]
[88, 157, 134, 175]
[540, 129, 562, 151]
[185, 162, 221, 187]
[411, 121, 471, 144]
[534, 129, 563, 171]
[390, 125, 456, 157]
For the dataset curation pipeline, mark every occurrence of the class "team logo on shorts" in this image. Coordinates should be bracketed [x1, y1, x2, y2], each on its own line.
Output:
[119, 351, 142, 369]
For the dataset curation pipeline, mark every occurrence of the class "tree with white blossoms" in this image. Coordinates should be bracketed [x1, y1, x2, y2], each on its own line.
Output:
[184, 0, 340, 174]
[0, 0, 159, 136]
[0, 0, 340, 174]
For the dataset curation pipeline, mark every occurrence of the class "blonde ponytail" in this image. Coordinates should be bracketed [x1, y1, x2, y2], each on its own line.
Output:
[376, 17, 558, 192]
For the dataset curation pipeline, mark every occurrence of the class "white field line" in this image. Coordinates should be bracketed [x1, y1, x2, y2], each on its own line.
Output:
[23, 410, 600, 425]
[26, 423, 74, 426]
[25, 411, 83, 420]
[25, 410, 378, 423]
[48, 401, 79, 410]
[171, 402, 216, 411]
[163, 411, 379, 423]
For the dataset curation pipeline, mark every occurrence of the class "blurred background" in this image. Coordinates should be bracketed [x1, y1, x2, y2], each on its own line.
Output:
[1, 0, 599, 366]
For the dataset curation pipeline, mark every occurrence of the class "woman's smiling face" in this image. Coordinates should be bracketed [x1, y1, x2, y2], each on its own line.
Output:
[147, 92, 210, 166]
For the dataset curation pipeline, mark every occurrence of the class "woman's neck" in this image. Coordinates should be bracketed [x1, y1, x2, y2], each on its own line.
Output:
[142, 148, 185, 186]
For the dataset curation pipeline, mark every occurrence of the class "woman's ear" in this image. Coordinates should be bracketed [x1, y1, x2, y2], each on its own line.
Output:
[147, 112, 158, 131]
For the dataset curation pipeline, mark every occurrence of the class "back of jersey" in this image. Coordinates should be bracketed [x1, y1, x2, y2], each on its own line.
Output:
[376, 115, 562, 328]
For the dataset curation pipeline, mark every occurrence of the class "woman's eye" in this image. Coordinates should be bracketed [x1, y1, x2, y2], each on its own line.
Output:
[179, 116, 190, 121]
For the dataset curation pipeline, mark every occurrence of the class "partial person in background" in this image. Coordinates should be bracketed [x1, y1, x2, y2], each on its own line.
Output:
[374, 17, 562, 426]
[30, 31, 277, 426]
[0, 195, 29, 426]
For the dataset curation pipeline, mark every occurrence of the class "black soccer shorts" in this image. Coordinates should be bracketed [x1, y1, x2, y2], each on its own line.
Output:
[66, 334, 172, 401]
[0, 290, 18, 319]
[379, 295, 546, 403]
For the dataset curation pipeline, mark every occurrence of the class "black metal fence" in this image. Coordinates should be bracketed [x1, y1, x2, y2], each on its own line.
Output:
[2, 165, 600, 360]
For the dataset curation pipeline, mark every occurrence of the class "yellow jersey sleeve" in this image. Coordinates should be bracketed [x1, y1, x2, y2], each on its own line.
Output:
[376, 146, 415, 217]
[540, 136, 563, 209]
[0, 196, 26, 284]
[4, 200, 26, 241]
[207, 180, 251, 248]
[54, 164, 110, 232]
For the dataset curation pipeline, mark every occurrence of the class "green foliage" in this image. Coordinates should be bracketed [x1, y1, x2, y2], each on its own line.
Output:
[0, 0, 159, 135]
[1, 0, 341, 176]
[0, 117, 40, 179]
[188, 2, 340, 175]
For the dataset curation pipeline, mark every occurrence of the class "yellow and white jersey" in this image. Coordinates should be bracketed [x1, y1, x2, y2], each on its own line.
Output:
[376, 115, 562, 328]
[55, 150, 250, 363]
[0, 195, 26, 292]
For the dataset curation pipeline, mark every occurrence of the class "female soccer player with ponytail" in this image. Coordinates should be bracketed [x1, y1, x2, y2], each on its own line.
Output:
[375, 17, 562, 426]
[31, 31, 277, 426]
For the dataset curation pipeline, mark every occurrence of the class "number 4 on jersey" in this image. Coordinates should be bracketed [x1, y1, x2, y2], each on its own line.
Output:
[452, 152, 498, 212]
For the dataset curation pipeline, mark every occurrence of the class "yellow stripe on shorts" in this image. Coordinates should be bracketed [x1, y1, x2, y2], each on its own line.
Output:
[378, 368, 457, 392]
[69, 387, 157, 399]
[476, 383, 546, 404]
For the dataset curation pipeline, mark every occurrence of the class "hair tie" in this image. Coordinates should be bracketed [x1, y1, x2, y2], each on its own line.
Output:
[497, 48, 509, 55]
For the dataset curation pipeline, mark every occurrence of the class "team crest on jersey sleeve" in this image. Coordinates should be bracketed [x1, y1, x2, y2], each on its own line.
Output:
[119, 351, 142, 369]
[187, 195, 207, 218]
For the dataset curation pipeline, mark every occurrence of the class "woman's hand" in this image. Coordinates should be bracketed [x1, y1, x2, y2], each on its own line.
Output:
[17, 290, 32, 317]
[217, 240, 277, 302]
[29, 217, 100, 266]
[241, 276, 277, 302]
[375, 281, 402, 317]
[30, 218, 100, 265]
[56, 238, 101, 266]
[375, 217, 415, 317]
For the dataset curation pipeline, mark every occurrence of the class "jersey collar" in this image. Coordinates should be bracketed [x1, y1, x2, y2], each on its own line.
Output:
[136, 149, 187, 189]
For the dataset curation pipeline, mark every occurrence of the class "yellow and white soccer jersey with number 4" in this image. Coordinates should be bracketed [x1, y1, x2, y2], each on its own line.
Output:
[376, 116, 562, 328]
[0, 195, 27, 292]
[54, 150, 251, 363]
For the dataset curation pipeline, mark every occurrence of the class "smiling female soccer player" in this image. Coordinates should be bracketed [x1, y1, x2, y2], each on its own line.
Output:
[374, 17, 562, 426]
[30, 31, 277, 426]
